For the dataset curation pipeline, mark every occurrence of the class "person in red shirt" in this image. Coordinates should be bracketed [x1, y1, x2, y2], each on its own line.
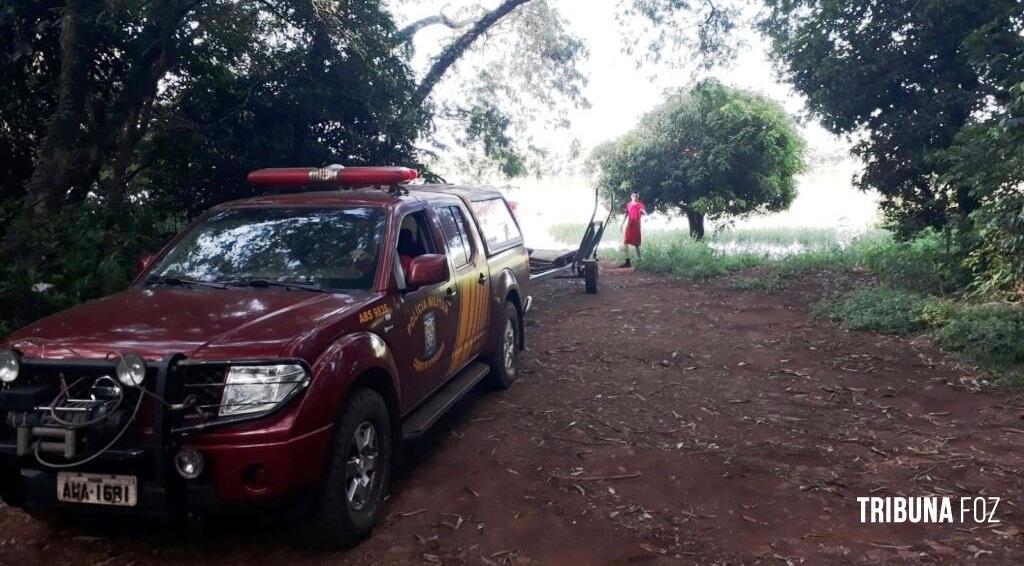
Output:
[619, 192, 646, 268]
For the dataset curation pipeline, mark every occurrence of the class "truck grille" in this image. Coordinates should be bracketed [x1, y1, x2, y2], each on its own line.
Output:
[0, 364, 150, 460]
[174, 364, 227, 418]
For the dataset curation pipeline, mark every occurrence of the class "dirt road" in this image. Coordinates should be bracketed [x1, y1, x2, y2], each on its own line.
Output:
[2, 265, 1023, 564]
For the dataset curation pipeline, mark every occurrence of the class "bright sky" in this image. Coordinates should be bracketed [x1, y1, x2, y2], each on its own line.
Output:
[395, 1, 881, 245]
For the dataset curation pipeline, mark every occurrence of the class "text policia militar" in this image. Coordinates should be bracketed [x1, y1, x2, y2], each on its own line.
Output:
[858, 497, 1002, 524]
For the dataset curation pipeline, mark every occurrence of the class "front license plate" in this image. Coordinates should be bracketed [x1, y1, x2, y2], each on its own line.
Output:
[56, 473, 138, 507]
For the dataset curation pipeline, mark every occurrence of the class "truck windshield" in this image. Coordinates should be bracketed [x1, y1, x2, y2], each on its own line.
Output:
[149, 207, 385, 290]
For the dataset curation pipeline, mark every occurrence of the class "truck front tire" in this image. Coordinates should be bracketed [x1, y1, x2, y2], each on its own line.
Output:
[485, 302, 520, 390]
[306, 387, 392, 548]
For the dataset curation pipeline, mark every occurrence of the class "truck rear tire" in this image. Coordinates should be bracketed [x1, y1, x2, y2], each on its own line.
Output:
[306, 388, 392, 549]
[485, 302, 520, 390]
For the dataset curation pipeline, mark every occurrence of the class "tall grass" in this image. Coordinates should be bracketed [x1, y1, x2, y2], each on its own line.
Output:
[547, 222, 875, 252]
[711, 226, 850, 247]
[626, 227, 890, 280]
[547, 222, 590, 247]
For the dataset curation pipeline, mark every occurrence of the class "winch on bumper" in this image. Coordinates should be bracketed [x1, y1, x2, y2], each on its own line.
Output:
[0, 354, 330, 516]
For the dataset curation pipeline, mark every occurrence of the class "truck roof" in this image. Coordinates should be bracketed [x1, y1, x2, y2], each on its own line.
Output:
[217, 184, 507, 209]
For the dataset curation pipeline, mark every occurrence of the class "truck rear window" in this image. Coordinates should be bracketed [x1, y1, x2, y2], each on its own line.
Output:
[469, 198, 522, 255]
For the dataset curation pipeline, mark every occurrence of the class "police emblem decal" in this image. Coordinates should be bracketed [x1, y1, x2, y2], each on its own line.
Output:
[423, 311, 437, 358]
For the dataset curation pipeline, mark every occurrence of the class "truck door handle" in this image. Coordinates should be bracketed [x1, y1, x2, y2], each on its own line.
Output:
[445, 287, 457, 300]
[478, 273, 488, 284]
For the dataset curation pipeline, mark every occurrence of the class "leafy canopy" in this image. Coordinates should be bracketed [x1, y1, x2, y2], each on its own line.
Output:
[760, 0, 1024, 236]
[593, 80, 805, 237]
[143, 0, 428, 217]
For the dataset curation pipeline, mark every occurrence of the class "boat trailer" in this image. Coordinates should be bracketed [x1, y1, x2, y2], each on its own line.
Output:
[527, 189, 611, 293]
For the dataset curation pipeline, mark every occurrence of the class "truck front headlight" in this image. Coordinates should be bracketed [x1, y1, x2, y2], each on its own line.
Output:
[0, 350, 19, 384]
[115, 353, 147, 387]
[220, 364, 308, 417]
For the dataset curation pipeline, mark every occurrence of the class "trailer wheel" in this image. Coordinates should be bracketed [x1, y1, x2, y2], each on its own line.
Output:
[584, 259, 598, 294]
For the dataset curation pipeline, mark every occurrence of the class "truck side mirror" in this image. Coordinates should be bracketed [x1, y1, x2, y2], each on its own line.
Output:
[406, 255, 449, 288]
[136, 253, 157, 276]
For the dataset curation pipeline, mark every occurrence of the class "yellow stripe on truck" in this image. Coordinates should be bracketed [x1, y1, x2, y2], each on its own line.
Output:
[450, 278, 472, 373]
[446, 272, 493, 376]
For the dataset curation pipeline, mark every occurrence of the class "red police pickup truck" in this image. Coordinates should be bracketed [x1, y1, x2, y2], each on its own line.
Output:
[0, 166, 530, 547]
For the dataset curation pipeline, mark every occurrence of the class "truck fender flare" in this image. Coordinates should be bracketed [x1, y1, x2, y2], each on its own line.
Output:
[295, 332, 401, 431]
[496, 267, 518, 296]
[485, 268, 523, 354]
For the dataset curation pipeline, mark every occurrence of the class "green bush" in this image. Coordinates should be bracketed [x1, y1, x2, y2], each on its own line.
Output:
[0, 203, 169, 339]
[932, 303, 1024, 368]
[639, 236, 761, 279]
[918, 297, 959, 327]
[817, 286, 1024, 375]
[814, 287, 931, 334]
[621, 223, 1023, 378]
[862, 230, 972, 294]
[964, 190, 1024, 299]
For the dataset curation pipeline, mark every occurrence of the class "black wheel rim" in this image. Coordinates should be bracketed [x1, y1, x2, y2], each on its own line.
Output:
[502, 318, 516, 371]
[344, 421, 378, 511]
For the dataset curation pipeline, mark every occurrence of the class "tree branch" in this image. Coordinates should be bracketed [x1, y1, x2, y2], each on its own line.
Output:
[398, 4, 479, 42]
[410, 0, 531, 107]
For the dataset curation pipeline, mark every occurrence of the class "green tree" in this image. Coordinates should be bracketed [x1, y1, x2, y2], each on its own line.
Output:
[141, 0, 429, 217]
[1, 0, 514, 222]
[760, 0, 1024, 237]
[939, 81, 1024, 297]
[760, 0, 1024, 296]
[593, 80, 805, 240]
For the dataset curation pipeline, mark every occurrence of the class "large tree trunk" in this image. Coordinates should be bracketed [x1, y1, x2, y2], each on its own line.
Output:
[22, 0, 97, 217]
[410, 0, 531, 107]
[105, 97, 157, 223]
[102, 1, 189, 221]
[23, 0, 194, 224]
[685, 208, 705, 241]
[288, 20, 333, 165]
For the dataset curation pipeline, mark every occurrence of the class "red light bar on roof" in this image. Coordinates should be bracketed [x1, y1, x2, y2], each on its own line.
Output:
[246, 165, 417, 187]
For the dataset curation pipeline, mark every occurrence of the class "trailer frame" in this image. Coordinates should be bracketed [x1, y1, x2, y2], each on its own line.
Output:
[528, 189, 611, 293]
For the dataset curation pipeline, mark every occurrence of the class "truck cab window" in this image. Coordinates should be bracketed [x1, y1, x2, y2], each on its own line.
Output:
[436, 205, 473, 267]
[396, 211, 436, 281]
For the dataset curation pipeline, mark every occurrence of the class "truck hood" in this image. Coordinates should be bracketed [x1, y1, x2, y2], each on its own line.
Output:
[5, 287, 367, 361]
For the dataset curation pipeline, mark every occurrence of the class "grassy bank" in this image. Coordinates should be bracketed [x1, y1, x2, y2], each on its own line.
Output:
[547, 222, 890, 281]
[815, 289, 1024, 382]
[636, 230, 890, 280]
[551, 222, 1024, 382]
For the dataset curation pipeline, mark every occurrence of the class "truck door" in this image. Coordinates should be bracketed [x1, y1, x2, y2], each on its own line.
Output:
[434, 203, 491, 377]
[390, 210, 461, 409]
